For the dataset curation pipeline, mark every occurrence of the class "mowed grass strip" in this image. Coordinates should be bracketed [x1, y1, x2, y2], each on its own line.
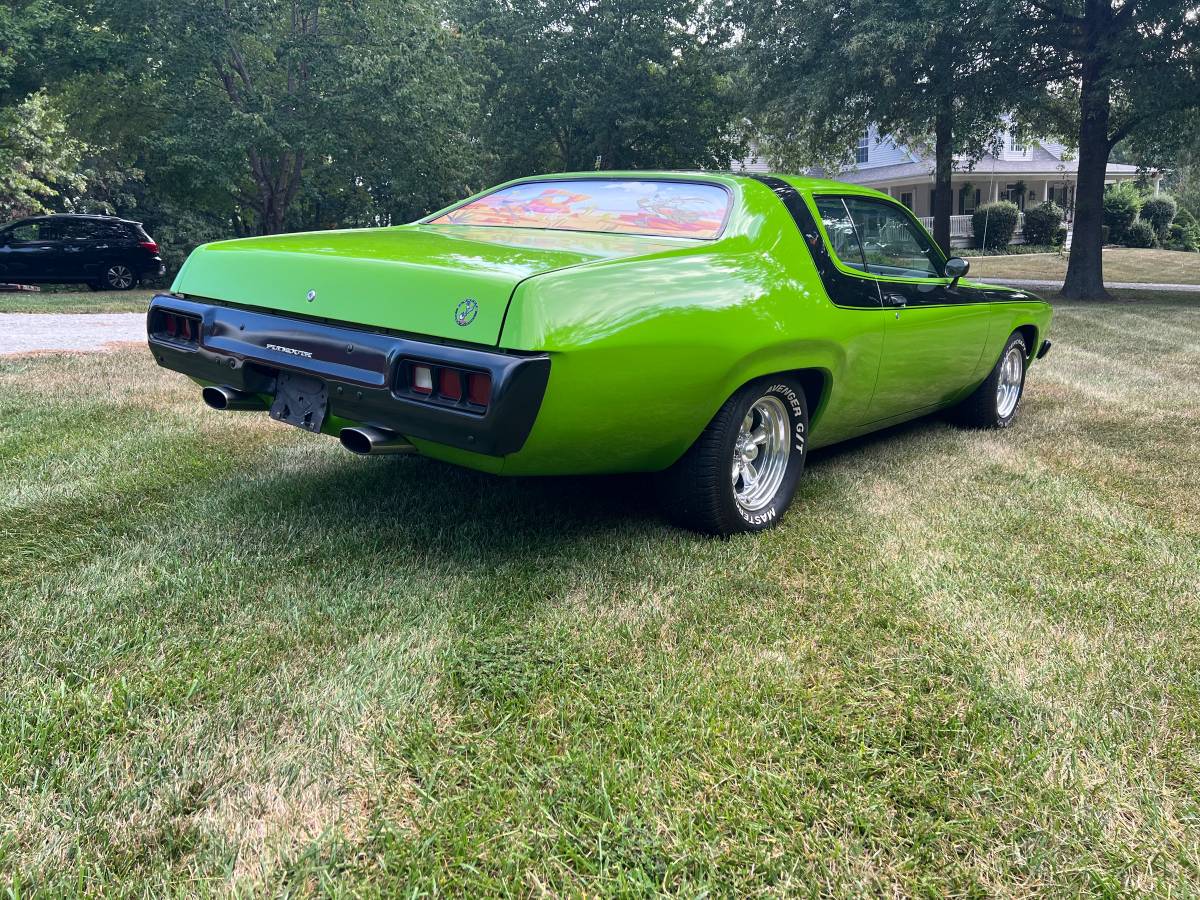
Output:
[1, 299, 1198, 895]
[0, 289, 156, 314]
[968, 247, 1200, 285]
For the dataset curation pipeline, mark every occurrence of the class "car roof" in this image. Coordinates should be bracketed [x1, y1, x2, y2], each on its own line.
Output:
[6, 214, 141, 226]
[499, 170, 895, 202]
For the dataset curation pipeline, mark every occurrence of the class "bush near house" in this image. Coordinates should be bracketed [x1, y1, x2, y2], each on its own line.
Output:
[1124, 219, 1157, 248]
[1103, 183, 1142, 244]
[1140, 195, 1177, 241]
[1164, 224, 1198, 252]
[1022, 201, 1065, 246]
[971, 201, 1020, 249]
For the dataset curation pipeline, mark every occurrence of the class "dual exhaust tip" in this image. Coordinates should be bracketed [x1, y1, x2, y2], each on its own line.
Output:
[337, 426, 416, 456]
[202, 386, 415, 456]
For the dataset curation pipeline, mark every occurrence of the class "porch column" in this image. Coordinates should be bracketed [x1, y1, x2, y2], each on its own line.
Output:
[990, 182, 1000, 203]
[1043, 180, 1051, 202]
[1154, 176, 1162, 195]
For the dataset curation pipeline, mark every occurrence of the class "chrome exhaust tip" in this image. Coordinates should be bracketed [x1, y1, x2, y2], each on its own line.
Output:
[339, 426, 417, 456]
[202, 385, 265, 411]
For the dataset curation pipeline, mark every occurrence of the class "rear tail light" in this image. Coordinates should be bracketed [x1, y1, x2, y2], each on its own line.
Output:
[403, 362, 492, 410]
[467, 373, 492, 406]
[152, 309, 201, 346]
[139, 240, 159, 253]
[438, 368, 462, 401]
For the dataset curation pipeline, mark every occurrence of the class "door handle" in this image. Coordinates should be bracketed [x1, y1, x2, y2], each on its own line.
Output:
[884, 292, 907, 308]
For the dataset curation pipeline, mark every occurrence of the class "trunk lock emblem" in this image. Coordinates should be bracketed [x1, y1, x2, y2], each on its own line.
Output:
[455, 298, 479, 326]
[306, 290, 317, 302]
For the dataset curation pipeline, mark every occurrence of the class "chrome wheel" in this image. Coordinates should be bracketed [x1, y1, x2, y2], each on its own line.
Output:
[996, 345, 1025, 418]
[106, 264, 134, 290]
[732, 395, 791, 511]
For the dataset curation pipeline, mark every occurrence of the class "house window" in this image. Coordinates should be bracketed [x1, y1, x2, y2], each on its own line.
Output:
[856, 132, 869, 165]
[899, 191, 913, 211]
[1008, 129, 1027, 154]
[958, 187, 980, 215]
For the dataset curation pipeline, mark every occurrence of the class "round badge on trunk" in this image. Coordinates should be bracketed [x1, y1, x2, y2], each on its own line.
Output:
[455, 298, 479, 326]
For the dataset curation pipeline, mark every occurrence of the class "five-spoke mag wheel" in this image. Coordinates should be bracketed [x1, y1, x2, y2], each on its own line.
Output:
[950, 331, 1029, 428]
[732, 396, 791, 512]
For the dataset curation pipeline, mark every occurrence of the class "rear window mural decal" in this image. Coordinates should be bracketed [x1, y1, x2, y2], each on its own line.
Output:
[429, 180, 730, 239]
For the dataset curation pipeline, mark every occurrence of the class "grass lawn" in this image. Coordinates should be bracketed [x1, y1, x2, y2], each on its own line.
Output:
[0, 288, 156, 314]
[969, 247, 1200, 284]
[2, 296, 1199, 894]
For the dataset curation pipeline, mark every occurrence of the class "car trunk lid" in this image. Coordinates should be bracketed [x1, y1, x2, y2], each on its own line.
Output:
[171, 225, 684, 345]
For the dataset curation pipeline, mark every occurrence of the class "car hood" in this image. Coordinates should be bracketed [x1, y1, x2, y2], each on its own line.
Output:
[171, 224, 684, 345]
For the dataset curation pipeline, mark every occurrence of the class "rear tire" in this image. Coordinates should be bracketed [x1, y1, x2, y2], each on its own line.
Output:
[660, 376, 809, 535]
[950, 332, 1028, 428]
[103, 263, 137, 291]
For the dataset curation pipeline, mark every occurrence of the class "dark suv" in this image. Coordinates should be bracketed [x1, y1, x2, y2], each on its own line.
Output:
[0, 214, 165, 290]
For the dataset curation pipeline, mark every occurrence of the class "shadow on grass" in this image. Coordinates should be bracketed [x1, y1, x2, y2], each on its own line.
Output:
[208, 449, 668, 570]
[196, 411, 956, 571]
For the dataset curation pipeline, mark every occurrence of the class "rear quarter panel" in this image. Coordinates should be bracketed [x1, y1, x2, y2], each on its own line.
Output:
[496, 183, 886, 475]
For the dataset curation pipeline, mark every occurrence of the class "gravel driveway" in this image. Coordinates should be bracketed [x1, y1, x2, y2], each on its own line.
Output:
[0, 313, 146, 356]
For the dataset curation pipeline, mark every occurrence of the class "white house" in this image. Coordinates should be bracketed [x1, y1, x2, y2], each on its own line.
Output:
[739, 125, 1153, 245]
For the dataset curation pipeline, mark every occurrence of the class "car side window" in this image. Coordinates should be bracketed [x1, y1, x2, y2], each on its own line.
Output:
[7, 222, 41, 242]
[841, 197, 941, 278]
[58, 221, 95, 241]
[814, 197, 871, 272]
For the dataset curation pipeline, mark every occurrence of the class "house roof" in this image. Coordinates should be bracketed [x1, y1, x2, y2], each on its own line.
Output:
[835, 156, 1142, 185]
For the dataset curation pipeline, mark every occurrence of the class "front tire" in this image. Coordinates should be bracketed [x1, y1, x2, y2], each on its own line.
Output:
[103, 263, 137, 291]
[950, 332, 1028, 428]
[660, 376, 809, 535]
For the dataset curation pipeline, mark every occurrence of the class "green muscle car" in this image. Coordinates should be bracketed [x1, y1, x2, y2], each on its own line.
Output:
[147, 172, 1052, 534]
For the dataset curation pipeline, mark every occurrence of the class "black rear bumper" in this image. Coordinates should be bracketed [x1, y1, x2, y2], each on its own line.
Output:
[146, 295, 549, 457]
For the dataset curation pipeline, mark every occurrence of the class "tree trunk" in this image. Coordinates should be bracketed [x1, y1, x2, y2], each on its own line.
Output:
[1061, 20, 1112, 299]
[932, 98, 954, 257]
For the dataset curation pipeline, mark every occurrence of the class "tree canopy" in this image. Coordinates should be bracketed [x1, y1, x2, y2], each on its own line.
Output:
[1009, 0, 1200, 298]
[466, 0, 746, 179]
[741, 0, 1025, 253]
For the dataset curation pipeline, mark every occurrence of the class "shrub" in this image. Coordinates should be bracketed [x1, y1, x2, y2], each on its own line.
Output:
[1022, 201, 1064, 246]
[1103, 183, 1142, 243]
[1164, 222, 1199, 252]
[972, 201, 1020, 249]
[1140, 195, 1177, 239]
[1124, 219, 1157, 248]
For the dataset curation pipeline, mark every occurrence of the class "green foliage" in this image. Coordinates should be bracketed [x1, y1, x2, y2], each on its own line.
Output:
[1124, 219, 1157, 249]
[1163, 224, 1198, 252]
[740, 0, 1021, 171]
[63, 0, 486, 243]
[1103, 183, 1142, 244]
[465, 0, 745, 179]
[1140, 195, 1177, 240]
[1021, 201, 1064, 247]
[971, 201, 1020, 250]
[0, 90, 84, 218]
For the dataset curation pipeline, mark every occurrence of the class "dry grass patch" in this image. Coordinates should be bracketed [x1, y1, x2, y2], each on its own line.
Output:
[969, 248, 1200, 285]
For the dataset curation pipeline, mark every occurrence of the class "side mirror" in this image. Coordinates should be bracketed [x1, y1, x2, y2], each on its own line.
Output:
[944, 256, 969, 287]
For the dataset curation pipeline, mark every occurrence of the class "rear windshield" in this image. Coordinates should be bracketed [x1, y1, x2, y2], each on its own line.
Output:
[428, 179, 731, 240]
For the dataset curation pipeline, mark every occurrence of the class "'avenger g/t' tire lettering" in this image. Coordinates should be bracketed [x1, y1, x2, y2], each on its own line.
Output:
[660, 376, 809, 535]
